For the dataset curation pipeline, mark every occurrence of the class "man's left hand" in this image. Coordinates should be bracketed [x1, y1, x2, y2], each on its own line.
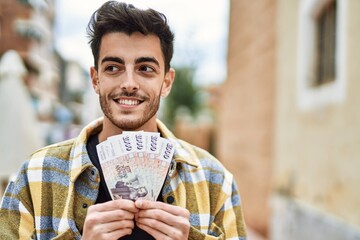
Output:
[134, 200, 190, 240]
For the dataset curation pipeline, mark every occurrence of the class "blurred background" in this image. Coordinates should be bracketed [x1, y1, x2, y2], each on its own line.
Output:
[0, 0, 359, 239]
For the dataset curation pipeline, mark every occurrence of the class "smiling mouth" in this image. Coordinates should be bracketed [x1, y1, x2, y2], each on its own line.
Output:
[114, 98, 143, 106]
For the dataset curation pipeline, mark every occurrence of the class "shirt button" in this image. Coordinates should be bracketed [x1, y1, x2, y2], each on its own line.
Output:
[82, 203, 88, 208]
[166, 196, 175, 204]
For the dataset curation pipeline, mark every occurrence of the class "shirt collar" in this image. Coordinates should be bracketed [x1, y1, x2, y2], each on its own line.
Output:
[70, 117, 103, 182]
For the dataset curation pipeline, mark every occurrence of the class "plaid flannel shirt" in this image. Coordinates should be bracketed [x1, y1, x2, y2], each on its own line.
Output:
[0, 118, 247, 239]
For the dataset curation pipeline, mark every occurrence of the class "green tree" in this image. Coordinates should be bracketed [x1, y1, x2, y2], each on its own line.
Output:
[162, 66, 203, 129]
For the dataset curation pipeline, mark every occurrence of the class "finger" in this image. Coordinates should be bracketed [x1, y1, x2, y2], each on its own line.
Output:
[135, 200, 189, 217]
[88, 199, 138, 213]
[96, 219, 135, 233]
[136, 208, 173, 222]
[136, 216, 179, 237]
[86, 208, 136, 226]
[136, 221, 169, 240]
[102, 227, 133, 240]
[136, 209, 189, 230]
[83, 218, 135, 240]
[135, 201, 190, 223]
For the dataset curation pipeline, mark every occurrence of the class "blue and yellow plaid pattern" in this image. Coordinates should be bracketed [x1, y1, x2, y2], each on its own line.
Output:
[0, 118, 247, 239]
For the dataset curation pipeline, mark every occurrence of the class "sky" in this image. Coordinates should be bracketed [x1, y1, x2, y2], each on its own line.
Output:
[54, 0, 230, 86]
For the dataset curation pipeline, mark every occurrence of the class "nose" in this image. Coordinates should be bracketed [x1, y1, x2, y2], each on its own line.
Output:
[120, 70, 139, 93]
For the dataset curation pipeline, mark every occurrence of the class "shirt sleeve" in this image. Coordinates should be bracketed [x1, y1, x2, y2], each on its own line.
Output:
[188, 177, 247, 240]
[212, 179, 247, 239]
[0, 163, 35, 239]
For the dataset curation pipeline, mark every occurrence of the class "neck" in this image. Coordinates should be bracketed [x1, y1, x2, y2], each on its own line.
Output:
[99, 117, 158, 142]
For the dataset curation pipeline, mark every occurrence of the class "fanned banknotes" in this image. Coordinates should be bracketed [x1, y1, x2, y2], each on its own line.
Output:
[96, 131, 175, 201]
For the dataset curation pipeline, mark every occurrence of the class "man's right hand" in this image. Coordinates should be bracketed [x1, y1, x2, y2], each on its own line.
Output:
[82, 199, 138, 240]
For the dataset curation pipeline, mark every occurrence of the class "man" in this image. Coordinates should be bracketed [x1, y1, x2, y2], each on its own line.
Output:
[0, 1, 247, 239]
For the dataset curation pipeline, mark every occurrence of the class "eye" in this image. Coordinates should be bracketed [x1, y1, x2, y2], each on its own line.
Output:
[105, 65, 120, 72]
[139, 65, 155, 73]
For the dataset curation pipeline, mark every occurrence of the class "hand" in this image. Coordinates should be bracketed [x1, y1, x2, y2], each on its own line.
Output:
[134, 200, 190, 240]
[82, 199, 138, 240]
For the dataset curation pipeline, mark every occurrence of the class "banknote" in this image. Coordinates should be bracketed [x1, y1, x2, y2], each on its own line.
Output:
[142, 137, 175, 192]
[96, 140, 113, 162]
[98, 131, 175, 201]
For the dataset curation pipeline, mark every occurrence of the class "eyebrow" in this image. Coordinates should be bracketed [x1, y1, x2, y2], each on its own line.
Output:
[101, 56, 124, 65]
[101, 56, 160, 68]
[135, 57, 160, 68]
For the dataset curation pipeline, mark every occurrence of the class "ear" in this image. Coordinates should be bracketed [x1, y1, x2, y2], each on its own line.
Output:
[161, 68, 175, 97]
[90, 67, 100, 94]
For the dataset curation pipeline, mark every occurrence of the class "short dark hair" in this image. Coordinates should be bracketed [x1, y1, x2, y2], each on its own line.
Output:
[87, 1, 175, 72]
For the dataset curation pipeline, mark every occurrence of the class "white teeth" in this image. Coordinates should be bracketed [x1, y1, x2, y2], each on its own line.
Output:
[118, 99, 140, 105]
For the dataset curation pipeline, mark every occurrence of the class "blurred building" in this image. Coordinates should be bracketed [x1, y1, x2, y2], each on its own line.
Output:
[0, 0, 90, 196]
[174, 109, 215, 153]
[218, 0, 276, 236]
[0, 0, 63, 130]
[0, 0, 91, 135]
[0, 0, 58, 190]
[0, 0, 59, 97]
[218, 0, 360, 239]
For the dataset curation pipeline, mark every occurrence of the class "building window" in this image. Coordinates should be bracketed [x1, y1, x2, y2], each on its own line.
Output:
[314, 0, 336, 87]
[297, 0, 346, 110]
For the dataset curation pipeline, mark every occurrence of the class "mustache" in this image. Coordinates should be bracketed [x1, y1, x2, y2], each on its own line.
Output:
[109, 91, 149, 101]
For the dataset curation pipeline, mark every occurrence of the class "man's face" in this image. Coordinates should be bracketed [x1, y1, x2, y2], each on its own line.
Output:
[91, 32, 174, 132]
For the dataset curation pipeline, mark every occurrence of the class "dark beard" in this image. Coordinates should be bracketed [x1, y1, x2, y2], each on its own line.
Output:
[99, 92, 160, 131]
